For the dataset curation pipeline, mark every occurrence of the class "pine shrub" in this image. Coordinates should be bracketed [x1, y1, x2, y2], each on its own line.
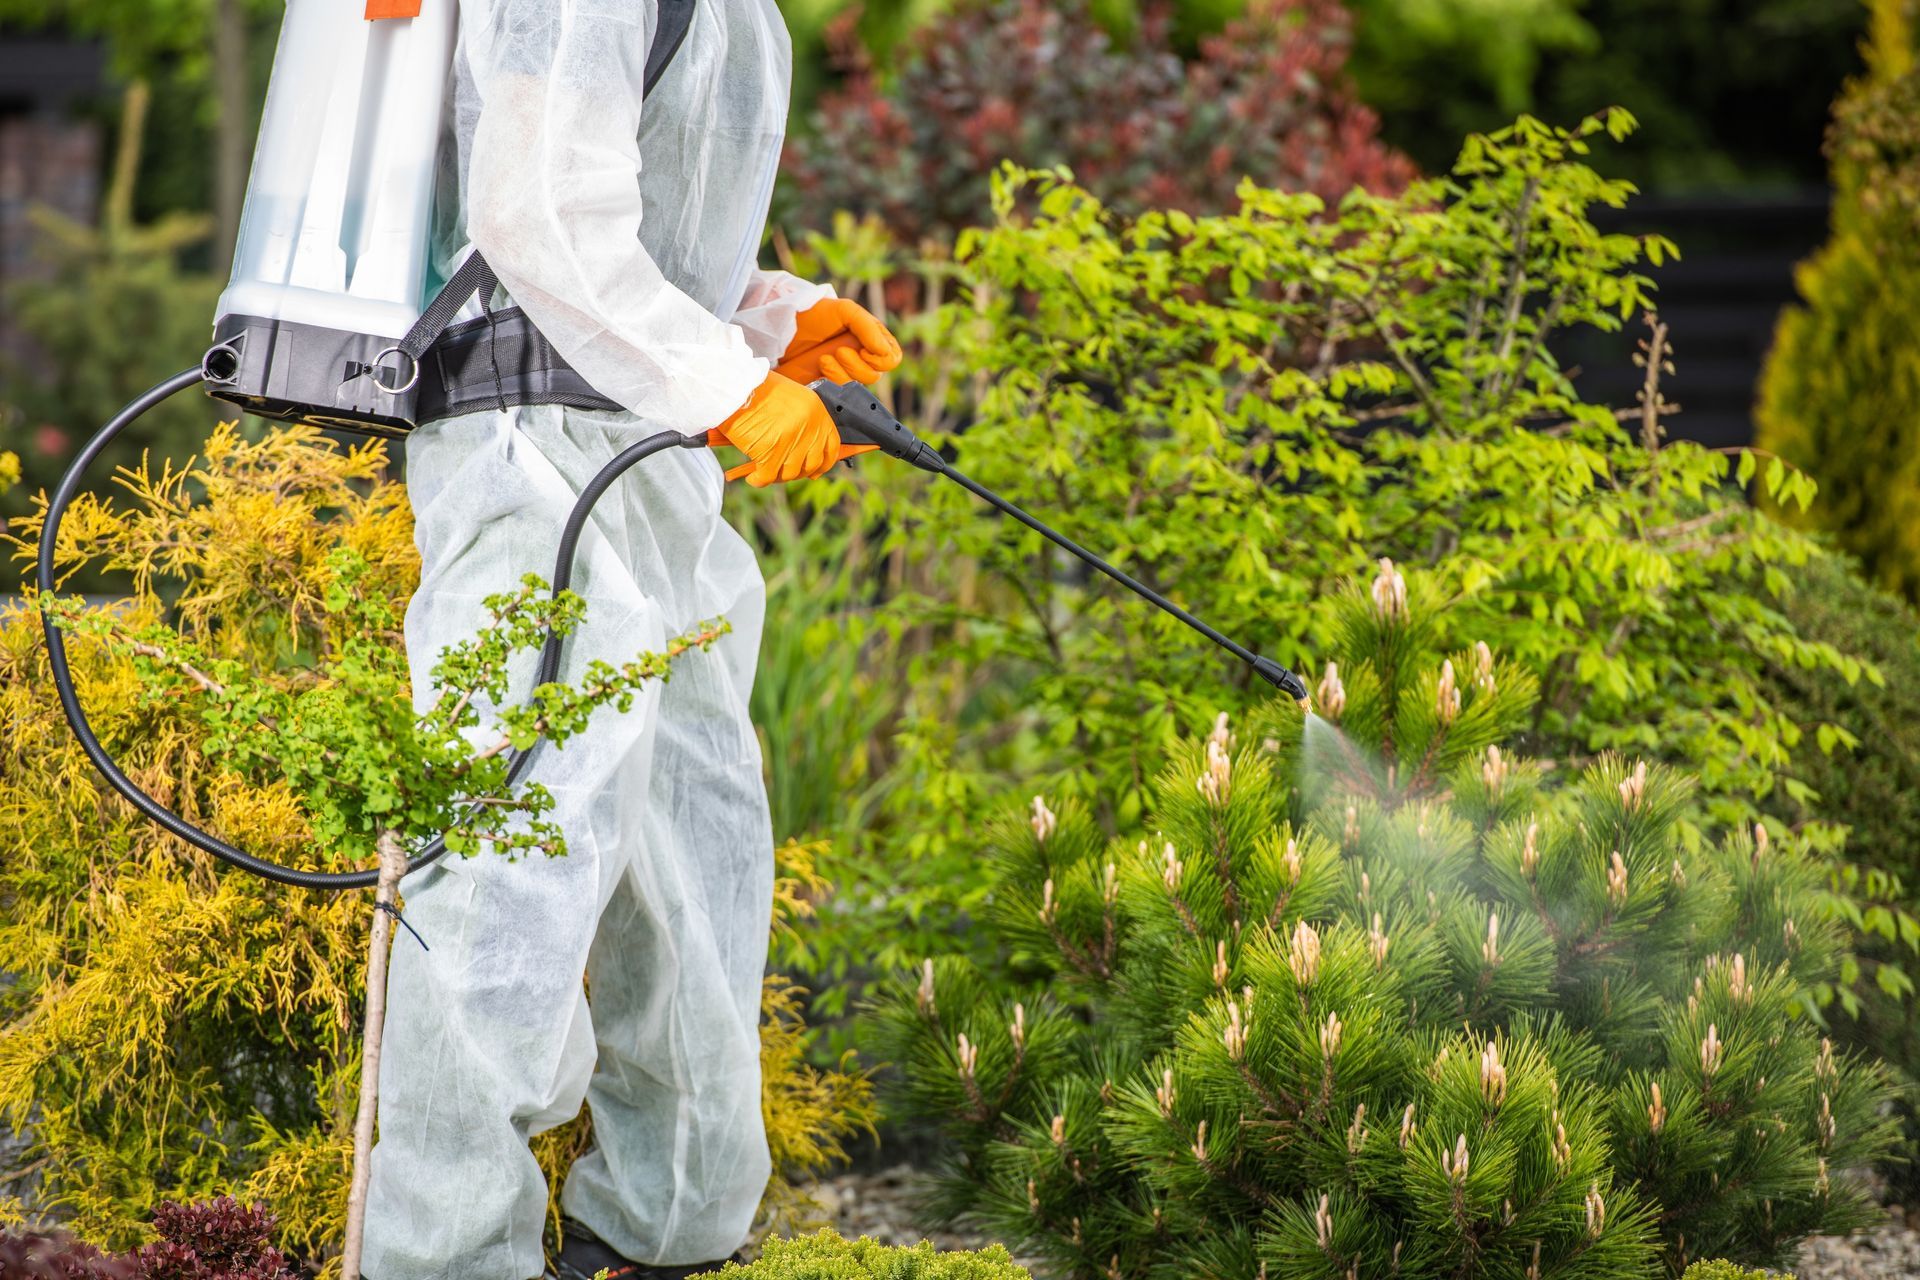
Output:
[871, 562, 1897, 1279]
[716, 1231, 1030, 1279]
[0, 426, 872, 1263]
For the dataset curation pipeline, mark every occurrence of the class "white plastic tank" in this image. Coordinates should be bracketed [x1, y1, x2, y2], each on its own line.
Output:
[216, 0, 456, 341]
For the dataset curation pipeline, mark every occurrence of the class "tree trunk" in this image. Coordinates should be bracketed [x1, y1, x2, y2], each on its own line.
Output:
[340, 830, 409, 1280]
[211, 0, 251, 278]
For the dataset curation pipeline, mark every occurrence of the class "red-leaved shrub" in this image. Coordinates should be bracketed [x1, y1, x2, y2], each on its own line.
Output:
[779, 0, 1415, 244]
[0, 1200, 293, 1280]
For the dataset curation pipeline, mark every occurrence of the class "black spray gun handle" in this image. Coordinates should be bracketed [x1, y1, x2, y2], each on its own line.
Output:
[809, 379, 1312, 706]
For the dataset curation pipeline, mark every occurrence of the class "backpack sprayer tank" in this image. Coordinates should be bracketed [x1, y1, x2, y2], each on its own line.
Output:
[201, 0, 456, 438]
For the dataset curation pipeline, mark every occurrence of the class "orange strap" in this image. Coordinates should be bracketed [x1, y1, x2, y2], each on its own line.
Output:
[365, 0, 421, 18]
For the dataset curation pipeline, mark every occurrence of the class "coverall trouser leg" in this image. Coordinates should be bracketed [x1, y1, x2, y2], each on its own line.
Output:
[361, 407, 773, 1280]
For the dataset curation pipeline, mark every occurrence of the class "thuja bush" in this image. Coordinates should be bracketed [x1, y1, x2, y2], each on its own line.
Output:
[871, 563, 1896, 1279]
[0, 425, 872, 1261]
[1757, 0, 1920, 600]
[779, 0, 1412, 245]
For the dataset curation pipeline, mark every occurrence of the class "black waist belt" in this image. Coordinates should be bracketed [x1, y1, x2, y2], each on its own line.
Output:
[416, 305, 624, 425]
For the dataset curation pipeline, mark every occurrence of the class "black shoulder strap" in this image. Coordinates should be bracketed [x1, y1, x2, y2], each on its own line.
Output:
[645, 0, 696, 97]
[392, 0, 698, 374]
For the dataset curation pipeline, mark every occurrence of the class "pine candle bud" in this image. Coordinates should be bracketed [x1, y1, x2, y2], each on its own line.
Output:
[1343, 804, 1360, 846]
[1728, 953, 1751, 1002]
[1671, 858, 1688, 889]
[1281, 837, 1302, 886]
[1318, 662, 1347, 718]
[1208, 712, 1232, 751]
[1213, 939, 1230, 988]
[1521, 821, 1541, 877]
[1371, 557, 1408, 620]
[1606, 851, 1629, 908]
[1701, 1024, 1723, 1077]
[1754, 822, 1770, 859]
[1784, 918, 1800, 949]
[1192, 1119, 1209, 1163]
[1619, 760, 1648, 810]
[1039, 877, 1058, 926]
[1550, 1111, 1572, 1169]
[956, 1032, 979, 1081]
[1399, 1103, 1417, 1150]
[1442, 1133, 1471, 1185]
[1818, 1093, 1835, 1147]
[1030, 795, 1058, 842]
[1346, 1102, 1368, 1154]
[1314, 1193, 1334, 1249]
[1480, 1040, 1508, 1106]
[1157, 1068, 1177, 1118]
[1027, 1178, 1040, 1214]
[1050, 1113, 1067, 1147]
[1585, 1183, 1607, 1237]
[1224, 1001, 1247, 1062]
[1436, 659, 1461, 724]
[1102, 862, 1119, 907]
[1482, 911, 1501, 966]
[917, 959, 936, 1016]
[1527, 1242, 1542, 1280]
[1010, 1003, 1026, 1051]
[1817, 1037, 1837, 1083]
[1320, 1011, 1344, 1059]
[1161, 841, 1183, 892]
[1197, 737, 1232, 804]
[1360, 871, 1373, 905]
[1483, 744, 1507, 791]
[1648, 1081, 1668, 1133]
[1473, 640, 1496, 693]
[1368, 913, 1390, 970]
[1288, 921, 1323, 985]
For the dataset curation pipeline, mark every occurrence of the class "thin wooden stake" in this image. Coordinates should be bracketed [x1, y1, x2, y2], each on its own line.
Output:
[341, 829, 408, 1280]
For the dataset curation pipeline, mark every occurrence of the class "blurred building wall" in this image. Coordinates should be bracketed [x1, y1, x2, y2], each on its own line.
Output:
[0, 35, 104, 366]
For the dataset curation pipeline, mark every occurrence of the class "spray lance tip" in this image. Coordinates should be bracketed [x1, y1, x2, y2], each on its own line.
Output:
[1253, 655, 1313, 708]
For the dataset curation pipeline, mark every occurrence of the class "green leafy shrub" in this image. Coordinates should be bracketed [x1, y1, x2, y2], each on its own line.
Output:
[1678, 1262, 1792, 1280]
[790, 114, 1865, 1007]
[0, 425, 872, 1265]
[1757, 2, 1920, 600]
[779, 0, 1412, 244]
[716, 1231, 1030, 1279]
[869, 563, 1896, 1279]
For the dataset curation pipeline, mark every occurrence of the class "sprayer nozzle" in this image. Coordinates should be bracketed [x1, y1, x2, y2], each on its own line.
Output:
[1252, 655, 1312, 704]
[811, 379, 944, 473]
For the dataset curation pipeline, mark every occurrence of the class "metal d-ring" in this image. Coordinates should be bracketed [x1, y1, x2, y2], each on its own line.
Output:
[369, 345, 421, 396]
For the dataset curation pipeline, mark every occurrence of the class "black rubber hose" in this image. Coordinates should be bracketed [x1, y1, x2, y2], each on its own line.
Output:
[36, 366, 700, 891]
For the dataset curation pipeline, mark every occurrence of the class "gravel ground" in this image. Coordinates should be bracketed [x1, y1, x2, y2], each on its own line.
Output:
[807, 1166, 1920, 1280]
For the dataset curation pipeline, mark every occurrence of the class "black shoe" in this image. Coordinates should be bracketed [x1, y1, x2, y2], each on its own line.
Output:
[550, 1220, 739, 1280]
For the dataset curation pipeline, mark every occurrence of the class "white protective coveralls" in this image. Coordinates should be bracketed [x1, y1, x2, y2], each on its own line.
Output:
[361, 2, 831, 1276]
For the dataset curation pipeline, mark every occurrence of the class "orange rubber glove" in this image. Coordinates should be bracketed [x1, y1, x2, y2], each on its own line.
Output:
[709, 373, 875, 487]
[774, 297, 903, 386]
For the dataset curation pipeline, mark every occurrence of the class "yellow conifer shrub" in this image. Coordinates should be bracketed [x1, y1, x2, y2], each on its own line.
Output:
[0, 424, 871, 1269]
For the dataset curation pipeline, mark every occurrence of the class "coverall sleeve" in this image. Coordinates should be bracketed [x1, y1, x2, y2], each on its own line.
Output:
[460, 0, 769, 433]
[731, 268, 836, 363]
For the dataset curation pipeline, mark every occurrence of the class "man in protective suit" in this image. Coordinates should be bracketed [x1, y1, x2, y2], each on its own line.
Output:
[360, 1, 900, 1277]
